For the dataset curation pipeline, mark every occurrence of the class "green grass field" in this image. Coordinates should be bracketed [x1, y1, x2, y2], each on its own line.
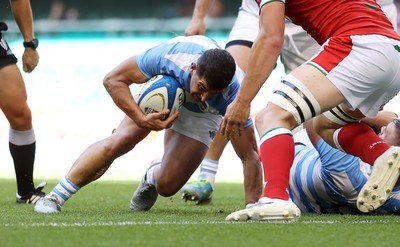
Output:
[1, 179, 399, 247]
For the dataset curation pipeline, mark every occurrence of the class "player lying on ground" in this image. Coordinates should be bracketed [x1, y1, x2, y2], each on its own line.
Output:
[288, 111, 400, 214]
[226, 111, 400, 220]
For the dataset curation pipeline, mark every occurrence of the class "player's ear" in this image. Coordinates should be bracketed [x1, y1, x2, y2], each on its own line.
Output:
[190, 63, 197, 72]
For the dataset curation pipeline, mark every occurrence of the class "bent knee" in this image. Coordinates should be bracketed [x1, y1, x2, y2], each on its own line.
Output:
[255, 105, 297, 133]
[102, 131, 138, 157]
[8, 109, 32, 130]
[156, 178, 181, 197]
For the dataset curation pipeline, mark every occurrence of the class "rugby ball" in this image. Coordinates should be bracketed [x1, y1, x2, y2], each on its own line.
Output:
[138, 75, 185, 120]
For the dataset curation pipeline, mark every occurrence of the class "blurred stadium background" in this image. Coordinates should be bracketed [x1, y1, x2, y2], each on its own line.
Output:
[0, 0, 237, 38]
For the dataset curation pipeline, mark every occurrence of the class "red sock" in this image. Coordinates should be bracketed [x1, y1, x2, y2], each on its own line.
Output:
[259, 128, 294, 200]
[337, 123, 390, 165]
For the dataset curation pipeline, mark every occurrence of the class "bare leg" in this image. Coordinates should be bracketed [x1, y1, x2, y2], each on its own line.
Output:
[0, 64, 39, 199]
[66, 116, 150, 187]
[155, 129, 208, 196]
[129, 129, 209, 211]
[34, 115, 151, 213]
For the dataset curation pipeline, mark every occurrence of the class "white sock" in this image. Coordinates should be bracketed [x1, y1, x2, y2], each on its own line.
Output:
[198, 158, 218, 188]
[145, 158, 161, 186]
[49, 176, 80, 205]
[146, 165, 157, 185]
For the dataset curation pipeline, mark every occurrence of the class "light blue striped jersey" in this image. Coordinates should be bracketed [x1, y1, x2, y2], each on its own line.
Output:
[289, 130, 400, 214]
[135, 35, 247, 118]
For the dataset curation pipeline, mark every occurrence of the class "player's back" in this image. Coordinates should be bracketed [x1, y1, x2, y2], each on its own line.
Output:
[290, 133, 400, 214]
[281, 0, 399, 44]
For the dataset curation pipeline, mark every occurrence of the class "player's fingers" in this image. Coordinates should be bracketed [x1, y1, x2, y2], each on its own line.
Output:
[224, 121, 234, 140]
[23, 63, 29, 73]
[219, 118, 227, 135]
[221, 118, 235, 139]
[164, 111, 180, 128]
[237, 124, 242, 137]
[151, 109, 169, 120]
[229, 126, 240, 140]
[228, 121, 244, 140]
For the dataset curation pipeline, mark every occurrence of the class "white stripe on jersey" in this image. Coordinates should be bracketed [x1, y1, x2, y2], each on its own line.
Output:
[290, 146, 321, 212]
[311, 160, 336, 207]
[164, 53, 201, 72]
[330, 171, 358, 204]
[167, 35, 221, 49]
[290, 140, 400, 214]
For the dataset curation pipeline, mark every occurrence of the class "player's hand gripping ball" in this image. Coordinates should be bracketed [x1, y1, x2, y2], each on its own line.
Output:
[138, 75, 185, 120]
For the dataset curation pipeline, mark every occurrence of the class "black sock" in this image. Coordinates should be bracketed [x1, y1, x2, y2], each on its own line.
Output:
[10, 142, 36, 196]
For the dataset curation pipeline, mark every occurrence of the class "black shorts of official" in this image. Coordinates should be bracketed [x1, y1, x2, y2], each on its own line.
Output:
[0, 22, 18, 69]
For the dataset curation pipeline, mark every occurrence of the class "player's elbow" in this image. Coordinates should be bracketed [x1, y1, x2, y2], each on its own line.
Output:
[258, 26, 284, 48]
[103, 73, 113, 91]
[267, 34, 284, 51]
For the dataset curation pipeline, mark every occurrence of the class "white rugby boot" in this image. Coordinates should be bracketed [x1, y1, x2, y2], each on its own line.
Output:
[34, 195, 62, 213]
[225, 197, 301, 222]
[357, 146, 400, 213]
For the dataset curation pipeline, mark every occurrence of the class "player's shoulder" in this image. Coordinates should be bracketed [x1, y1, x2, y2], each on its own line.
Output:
[167, 35, 221, 49]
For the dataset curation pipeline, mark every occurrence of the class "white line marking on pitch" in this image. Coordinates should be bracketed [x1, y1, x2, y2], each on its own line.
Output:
[3, 219, 400, 227]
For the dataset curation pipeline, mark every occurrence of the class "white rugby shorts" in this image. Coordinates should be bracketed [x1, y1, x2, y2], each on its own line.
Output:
[171, 106, 222, 147]
[308, 34, 400, 117]
[227, 2, 320, 73]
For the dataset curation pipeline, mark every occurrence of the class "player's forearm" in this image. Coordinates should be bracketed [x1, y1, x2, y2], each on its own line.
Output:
[360, 110, 398, 132]
[192, 0, 214, 20]
[104, 78, 143, 123]
[237, 34, 282, 105]
[236, 4, 284, 105]
[10, 0, 35, 41]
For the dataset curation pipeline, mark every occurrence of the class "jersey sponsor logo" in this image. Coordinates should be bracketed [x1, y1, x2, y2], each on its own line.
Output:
[209, 130, 217, 140]
[198, 101, 209, 112]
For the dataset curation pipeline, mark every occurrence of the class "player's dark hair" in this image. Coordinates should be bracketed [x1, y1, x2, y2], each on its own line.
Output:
[394, 119, 400, 129]
[196, 49, 236, 91]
